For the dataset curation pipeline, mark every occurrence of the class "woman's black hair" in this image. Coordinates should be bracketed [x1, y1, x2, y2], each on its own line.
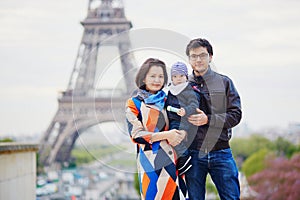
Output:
[135, 58, 168, 90]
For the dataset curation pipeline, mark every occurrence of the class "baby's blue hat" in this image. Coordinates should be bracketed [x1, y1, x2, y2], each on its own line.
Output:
[171, 62, 188, 77]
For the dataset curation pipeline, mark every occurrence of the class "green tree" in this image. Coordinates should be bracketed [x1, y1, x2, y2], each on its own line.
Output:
[230, 134, 272, 161]
[0, 137, 14, 142]
[206, 174, 219, 199]
[242, 148, 274, 178]
[134, 172, 140, 195]
[269, 137, 299, 158]
[36, 153, 45, 175]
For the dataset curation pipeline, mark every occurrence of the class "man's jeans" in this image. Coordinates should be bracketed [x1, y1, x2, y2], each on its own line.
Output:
[185, 148, 240, 200]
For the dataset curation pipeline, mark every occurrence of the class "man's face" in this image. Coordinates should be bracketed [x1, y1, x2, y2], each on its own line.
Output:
[188, 47, 212, 76]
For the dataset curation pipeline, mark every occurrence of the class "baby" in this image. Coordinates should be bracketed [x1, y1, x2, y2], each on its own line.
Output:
[166, 61, 199, 175]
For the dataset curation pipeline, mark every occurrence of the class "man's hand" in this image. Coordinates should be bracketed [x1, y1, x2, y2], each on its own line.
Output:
[188, 108, 208, 126]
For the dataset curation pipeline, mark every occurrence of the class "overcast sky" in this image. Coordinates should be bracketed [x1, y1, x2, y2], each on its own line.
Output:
[1, 0, 300, 137]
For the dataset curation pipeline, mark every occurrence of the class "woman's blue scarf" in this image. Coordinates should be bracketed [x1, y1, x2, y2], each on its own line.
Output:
[137, 89, 166, 111]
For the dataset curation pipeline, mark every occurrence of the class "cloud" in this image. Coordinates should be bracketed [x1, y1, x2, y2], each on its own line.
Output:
[1, 0, 300, 135]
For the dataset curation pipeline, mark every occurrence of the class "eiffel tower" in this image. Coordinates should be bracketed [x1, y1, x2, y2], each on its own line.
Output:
[39, 0, 137, 168]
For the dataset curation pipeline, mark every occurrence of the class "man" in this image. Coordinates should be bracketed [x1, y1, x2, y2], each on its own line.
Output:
[185, 38, 242, 200]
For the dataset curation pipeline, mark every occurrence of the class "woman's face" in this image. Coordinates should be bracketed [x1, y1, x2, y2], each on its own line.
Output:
[144, 65, 165, 94]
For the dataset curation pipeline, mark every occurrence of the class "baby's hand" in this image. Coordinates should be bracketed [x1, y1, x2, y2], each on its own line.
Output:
[177, 108, 186, 117]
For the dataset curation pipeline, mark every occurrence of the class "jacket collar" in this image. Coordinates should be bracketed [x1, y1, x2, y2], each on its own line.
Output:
[189, 66, 214, 84]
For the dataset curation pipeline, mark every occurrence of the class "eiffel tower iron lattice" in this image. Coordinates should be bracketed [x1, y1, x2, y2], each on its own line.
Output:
[39, 0, 137, 168]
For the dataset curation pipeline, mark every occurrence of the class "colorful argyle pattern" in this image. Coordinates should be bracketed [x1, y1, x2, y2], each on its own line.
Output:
[126, 98, 186, 200]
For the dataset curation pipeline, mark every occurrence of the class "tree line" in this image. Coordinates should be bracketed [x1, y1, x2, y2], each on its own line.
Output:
[230, 134, 300, 200]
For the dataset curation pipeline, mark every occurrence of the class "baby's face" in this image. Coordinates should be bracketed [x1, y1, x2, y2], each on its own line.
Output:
[172, 74, 187, 85]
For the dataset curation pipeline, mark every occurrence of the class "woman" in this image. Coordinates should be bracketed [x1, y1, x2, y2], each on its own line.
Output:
[126, 58, 187, 200]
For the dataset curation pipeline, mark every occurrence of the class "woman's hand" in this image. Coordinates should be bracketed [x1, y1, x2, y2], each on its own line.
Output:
[166, 129, 186, 146]
[188, 108, 208, 126]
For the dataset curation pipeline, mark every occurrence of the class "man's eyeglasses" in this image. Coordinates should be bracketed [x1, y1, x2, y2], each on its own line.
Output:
[189, 53, 209, 61]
